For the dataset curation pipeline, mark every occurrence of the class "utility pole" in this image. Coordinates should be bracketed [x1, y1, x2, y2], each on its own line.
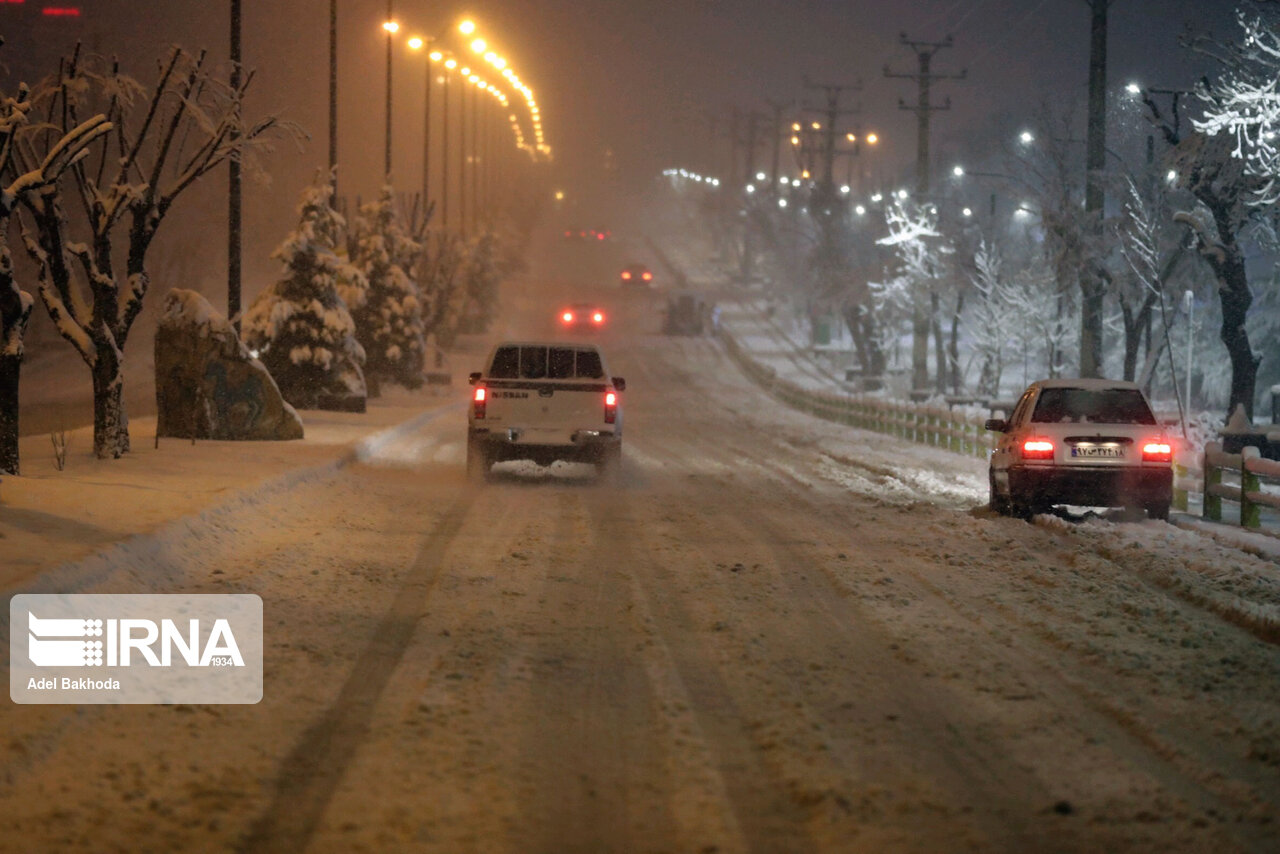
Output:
[228, 0, 242, 333]
[801, 78, 860, 210]
[1080, 0, 1113, 378]
[885, 34, 965, 199]
[764, 99, 789, 192]
[886, 33, 965, 393]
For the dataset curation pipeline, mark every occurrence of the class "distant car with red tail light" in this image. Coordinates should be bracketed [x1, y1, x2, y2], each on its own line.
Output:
[619, 263, 653, 287]
[467, 342, 625, 483]
[985, 379, 1174, 520]
[557, 303, 607, 331]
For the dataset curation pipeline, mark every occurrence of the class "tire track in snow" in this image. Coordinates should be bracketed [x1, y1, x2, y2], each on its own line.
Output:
[237, 494, 475, 854]
[515, 489, 680, 853]
[586, 493, 819, 854]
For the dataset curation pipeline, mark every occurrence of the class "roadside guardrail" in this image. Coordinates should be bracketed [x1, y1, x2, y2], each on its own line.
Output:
[720, 327, 995, 459]
[1203, 441, 1280, 530]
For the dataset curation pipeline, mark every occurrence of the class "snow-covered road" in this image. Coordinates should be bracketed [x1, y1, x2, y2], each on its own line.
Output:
[2, 292, 1279, 852]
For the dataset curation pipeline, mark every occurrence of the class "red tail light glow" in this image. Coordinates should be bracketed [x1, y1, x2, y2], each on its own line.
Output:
[592, 312, 604, 323]
[473, 387, 487, 419]
[562, 311, 574, 323]
[604, 391, 617, 423]
[1021, 438, 1054, 460]
[1142, 441, 1173, 462]
[596, 232, 605, 240]
[621, 271, 631, 280]
[642, 272, 652, 281]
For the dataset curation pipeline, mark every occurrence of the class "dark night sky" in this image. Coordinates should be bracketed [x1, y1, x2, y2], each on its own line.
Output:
[0, 0, 1246, 286]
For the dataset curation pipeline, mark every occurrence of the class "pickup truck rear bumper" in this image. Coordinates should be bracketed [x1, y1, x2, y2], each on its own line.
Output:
[470, 426, 619, 465]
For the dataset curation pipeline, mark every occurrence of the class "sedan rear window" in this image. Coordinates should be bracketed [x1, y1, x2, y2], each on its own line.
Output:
[1031, 388, 1156, 425]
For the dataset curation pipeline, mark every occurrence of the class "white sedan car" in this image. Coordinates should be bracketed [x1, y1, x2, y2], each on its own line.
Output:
[986, 379, 1174, 520]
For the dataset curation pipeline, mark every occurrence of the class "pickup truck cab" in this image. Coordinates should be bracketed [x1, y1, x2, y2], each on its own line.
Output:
[467, 341, 625, 483]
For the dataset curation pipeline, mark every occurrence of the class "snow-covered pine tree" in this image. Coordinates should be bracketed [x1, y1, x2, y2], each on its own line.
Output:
[348, 186, 426, 394]
[418, 231, 469, 357]
[243, 176, 367, 412]
[457, 230, 501, 335]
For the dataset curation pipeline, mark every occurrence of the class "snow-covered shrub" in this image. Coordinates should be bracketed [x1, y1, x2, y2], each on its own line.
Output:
[348, 186, 426, 393]
[243, 176, 367, 412]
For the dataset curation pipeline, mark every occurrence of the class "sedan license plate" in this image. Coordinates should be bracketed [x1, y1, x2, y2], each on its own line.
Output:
[1071, 444, 1124, 458]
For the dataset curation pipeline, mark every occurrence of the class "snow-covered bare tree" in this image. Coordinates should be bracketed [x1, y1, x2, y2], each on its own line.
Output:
[876, 200, 952, 393]
[1192, 4, 1280, 207]
[1009, 110, 1099, 379]
[1146, 86, 1266, 419]
[348, 186, 426, 395]
[16, 46, 287, 458]
[966, 241, 1012, 397]
[1116, 177, 1195, 392]
[243, 176, 367, 412]
[0, 78, 110, 474]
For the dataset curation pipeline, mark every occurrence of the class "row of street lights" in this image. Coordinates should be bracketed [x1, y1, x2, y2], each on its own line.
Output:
[374, 13, 549, 234]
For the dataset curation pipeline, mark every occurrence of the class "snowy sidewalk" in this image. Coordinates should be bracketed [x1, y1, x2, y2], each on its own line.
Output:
[0, 388, 463, 590]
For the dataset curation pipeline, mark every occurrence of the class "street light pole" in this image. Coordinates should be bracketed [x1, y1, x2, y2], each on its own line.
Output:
[422, 58, 432, 214]
[471, 82, 479, 233]
[384, 0, 393, 179]
[328, 0, 337, 200]
[459, 81, 468, 236]
[441, 67, 450, 230]
[228, 0, 242, 333]
[1185, 290, 1194, 414]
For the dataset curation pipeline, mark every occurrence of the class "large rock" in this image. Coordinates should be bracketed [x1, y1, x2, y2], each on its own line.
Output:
[155, 289, 304, 441]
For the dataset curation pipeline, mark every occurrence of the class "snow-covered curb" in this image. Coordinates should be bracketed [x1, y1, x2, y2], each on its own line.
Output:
[4, 402, 462, 598]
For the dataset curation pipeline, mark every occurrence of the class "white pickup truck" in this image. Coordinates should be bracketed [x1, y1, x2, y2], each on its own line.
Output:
[467, 341, 625, 483]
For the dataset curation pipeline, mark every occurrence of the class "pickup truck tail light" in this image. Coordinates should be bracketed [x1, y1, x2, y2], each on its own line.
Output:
[604, 391, 617, 424]
[473, 386, 487, 419]
[1021, 438, 1054, 460]
[1142, 441, 1172, 462]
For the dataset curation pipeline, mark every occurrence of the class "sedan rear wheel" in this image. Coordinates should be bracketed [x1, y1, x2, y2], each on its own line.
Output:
[989, 470, 1011, 516]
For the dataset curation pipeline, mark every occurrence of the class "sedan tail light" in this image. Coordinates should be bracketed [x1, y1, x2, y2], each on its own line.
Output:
[592, 312, 604, 323]
[1021, 438, 1054, 460]
[604, 391, 617, 424]
[642, 272, 652, 281]
[473, 386, 487, 419]
[1142, 441, 1172, 462]
[621, 271, 632, 280]
[561, 311, 574, 324]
